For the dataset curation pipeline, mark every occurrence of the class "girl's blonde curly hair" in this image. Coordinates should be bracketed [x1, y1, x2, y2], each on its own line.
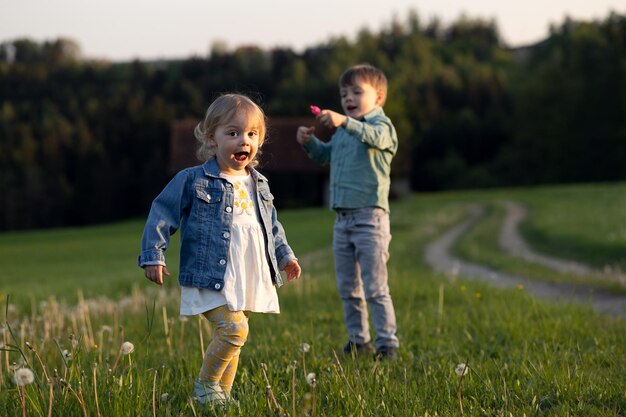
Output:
[194, 94, 267, 168]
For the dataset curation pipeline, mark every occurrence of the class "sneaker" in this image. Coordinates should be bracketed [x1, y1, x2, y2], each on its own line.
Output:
[193, 379, 227, 406]
[343, 341, 375, 356]
[374, 346, 398, 361]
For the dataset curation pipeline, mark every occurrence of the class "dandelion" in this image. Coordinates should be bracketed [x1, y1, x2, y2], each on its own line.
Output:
[160, 393, 169, 402]
[300, 343, 310, 377]
[15, 367, 35, 417]
[62, 349, 72, 361]
[306, 372, 317, 387]
[14, 368, 35, 386]
[474, 292, 482, 299]
[455, 362, 469, 417]
[99, 325, 112, 333]
[121, 341, 134, 355]
[305, 372, 318, 417]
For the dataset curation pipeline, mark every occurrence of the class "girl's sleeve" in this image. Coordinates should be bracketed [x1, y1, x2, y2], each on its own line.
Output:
[138, 171, 190, 267]
[270, 205, 296, 270]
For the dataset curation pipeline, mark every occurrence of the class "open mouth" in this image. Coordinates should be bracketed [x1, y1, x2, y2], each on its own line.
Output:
[234, 152, 249, 162]
[347, 105, 358, 112]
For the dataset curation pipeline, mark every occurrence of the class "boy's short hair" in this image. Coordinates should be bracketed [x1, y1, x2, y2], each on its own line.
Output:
[339, 64, 388, 106]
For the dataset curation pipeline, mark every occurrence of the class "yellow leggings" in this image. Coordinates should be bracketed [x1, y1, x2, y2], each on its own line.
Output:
[199, 306, 249, 393]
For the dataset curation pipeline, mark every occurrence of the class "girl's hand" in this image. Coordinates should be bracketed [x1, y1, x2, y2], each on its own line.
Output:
[144, 265, 170, 286]
[283, 259, 302, 282]
[296, 126, 315, 144]
[317, 109, 347, 129]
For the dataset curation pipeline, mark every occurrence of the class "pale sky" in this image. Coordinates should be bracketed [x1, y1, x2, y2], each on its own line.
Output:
[1, 0, 624, 61]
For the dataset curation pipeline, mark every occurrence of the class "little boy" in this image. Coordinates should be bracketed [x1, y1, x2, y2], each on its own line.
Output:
[296, 63, 399, 359]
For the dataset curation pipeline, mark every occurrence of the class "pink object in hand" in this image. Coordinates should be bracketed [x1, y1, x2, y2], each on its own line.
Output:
[310, 105, 321, 115]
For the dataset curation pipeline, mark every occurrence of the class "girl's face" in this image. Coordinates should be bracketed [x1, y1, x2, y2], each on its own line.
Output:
[340, 78, 383, 119]
[211, 112, 261, 175]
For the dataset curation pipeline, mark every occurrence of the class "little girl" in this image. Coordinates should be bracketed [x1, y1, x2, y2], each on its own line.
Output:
[138, 93, 301, 405]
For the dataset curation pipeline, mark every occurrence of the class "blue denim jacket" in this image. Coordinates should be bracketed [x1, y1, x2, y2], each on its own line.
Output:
[138, 159, 296, 291]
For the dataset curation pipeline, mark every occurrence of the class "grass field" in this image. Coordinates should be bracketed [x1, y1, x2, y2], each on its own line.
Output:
[0, 183, 625, 416]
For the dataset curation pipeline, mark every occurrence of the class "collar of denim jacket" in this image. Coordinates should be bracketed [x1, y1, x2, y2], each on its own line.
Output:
[202, 158, 267, 183]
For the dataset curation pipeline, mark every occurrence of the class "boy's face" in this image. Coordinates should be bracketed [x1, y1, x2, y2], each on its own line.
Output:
[211, 112, 261, 175]
[340, 78, 383, 119]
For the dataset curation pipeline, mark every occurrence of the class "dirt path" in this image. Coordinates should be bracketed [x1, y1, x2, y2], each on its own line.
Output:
[424, 204, 626, 317]
[499, 201, 597, 275]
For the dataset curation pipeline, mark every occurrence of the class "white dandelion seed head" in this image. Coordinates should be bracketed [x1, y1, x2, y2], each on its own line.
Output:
[14, 368, 35, 386]
[300, 342, 311, 353]
[160, 393, 169, 402]
[455, 363, 469, 377]
[306, 372, 316, 386]
[62, 349, 72, 361]
[121, 341, 135, 355]
[99, 325, 112, 333]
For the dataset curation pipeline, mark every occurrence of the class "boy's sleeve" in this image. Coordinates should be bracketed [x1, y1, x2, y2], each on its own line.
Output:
[301, 135, 332, 165]
[343, 115, 397, 153]
[137, 171, 190, 268]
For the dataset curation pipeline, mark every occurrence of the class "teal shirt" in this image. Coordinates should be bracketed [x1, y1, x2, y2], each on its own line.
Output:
[302, 107, 398, 212]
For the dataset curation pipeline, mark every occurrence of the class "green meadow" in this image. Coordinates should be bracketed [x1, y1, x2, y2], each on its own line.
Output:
[1, 183, 625, 416]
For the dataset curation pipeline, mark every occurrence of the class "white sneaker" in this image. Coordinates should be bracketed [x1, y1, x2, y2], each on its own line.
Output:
[193, 379, 227, 405]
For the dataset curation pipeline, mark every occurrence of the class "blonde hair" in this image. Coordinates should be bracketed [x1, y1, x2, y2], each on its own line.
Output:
[339, 63, 388, 106]
[194, 94, 267, 167]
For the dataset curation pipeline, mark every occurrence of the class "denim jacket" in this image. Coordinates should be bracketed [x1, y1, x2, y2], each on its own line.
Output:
[138, 159, 296, 291]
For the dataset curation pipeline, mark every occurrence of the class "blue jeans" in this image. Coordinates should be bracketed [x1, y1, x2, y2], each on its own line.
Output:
[333, 208, 398, 349]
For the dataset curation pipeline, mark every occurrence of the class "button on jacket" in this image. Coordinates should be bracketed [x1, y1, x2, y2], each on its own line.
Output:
[138, 159, 296, 291]
[301, 107, 398, 212]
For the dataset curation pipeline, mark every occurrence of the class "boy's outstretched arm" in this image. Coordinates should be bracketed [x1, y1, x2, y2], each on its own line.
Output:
[296, 126, 315, 144]
[144, 264, 170, 286]
[316, 109, 347, 129]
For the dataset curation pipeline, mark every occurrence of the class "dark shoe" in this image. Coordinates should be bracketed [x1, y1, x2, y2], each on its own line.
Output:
[343, 341, 375, 356]
[374, 346, 398, 361]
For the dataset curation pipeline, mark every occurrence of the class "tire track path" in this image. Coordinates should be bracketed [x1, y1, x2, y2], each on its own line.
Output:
[499, 201, 597, 276]
[424, 204, 626, 317]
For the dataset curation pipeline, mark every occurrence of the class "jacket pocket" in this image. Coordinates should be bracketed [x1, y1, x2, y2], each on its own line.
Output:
[195, 184, 222, 204]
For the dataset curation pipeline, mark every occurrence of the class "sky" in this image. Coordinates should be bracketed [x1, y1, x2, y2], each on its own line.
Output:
[1, 0, 624, 62]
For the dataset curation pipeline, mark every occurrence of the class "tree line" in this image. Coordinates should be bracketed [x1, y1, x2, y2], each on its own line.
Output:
[0, 11, 624, 230]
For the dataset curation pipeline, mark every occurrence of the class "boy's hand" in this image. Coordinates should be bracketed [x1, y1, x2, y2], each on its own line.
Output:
[144, 265, 170, 286]
[283, 259, 302, 282]
[296, 126, 315, 144]
[318, 109, 347, 129]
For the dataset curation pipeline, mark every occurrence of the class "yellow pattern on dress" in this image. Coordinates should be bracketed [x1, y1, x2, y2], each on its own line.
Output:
[232, 180, 254, 215]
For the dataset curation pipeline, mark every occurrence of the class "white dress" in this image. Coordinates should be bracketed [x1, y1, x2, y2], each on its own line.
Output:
[179, 172, 280, 315]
